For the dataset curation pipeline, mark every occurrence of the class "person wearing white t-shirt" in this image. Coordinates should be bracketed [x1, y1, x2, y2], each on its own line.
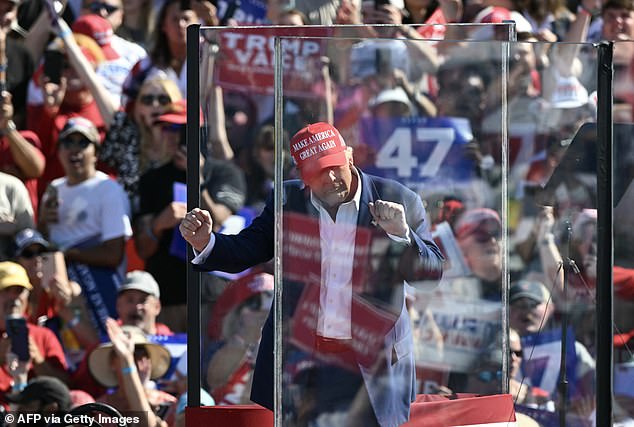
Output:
[38, 116, 132, 270]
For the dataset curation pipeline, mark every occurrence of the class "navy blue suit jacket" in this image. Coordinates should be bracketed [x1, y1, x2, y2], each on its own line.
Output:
[195, 168, 443, 426]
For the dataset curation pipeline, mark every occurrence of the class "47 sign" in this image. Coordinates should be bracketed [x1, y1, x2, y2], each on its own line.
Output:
[360, 117, 476, 185]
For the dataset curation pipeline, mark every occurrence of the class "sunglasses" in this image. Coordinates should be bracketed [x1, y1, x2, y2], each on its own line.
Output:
[88, 2, 119, 15]
[477, 370, 503, 383]
[20, 249, 46, 259]
[59, 137, 93, 150]
[470, 228, 501, 243]
[139, 94, 171, 106]
[510, 349, 524, 359]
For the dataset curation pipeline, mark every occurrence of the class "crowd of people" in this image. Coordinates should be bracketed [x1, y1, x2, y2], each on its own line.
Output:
[0, 0, 633, 425]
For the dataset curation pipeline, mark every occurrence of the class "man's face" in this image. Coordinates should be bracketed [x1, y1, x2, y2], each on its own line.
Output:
[301, 156, 355, 210]
[458, 221, 502, 282]
[437, 72, 486, 121]
[116, 289, 160, 332]
[17, 245, 46, 285]
[510, 297, 552, 335]
[0, 286, 29, 319]
[602, 7, 634, 41]
[0, 0, 17, 28]
[57, 132, 98, 184]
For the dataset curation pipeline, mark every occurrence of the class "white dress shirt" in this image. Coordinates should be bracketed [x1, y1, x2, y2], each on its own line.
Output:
[310, 179, 362, 339]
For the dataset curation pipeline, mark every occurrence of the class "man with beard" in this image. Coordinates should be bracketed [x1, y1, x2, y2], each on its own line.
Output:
[0, 262, 68, 405]
[115, 270, 172, 336]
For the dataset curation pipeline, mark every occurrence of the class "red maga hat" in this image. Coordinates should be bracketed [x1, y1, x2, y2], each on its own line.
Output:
[72, 14, 119, 61]
[290, 122, 348, 179]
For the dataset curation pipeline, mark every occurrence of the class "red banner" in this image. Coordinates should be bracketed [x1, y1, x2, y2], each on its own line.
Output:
[216, 27, 332, 97]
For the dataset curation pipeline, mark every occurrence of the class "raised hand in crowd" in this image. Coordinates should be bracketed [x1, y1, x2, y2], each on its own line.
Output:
[361, 1, 403, 26]
[152, 201, 188, 240]
[40, 72, 67, 111]
[136, 200, 187, 261]
[336, 0, 361, 24]
[192, 0, 221, 26]
[0, 91, 45, 180]
[104, 318, 167, 427]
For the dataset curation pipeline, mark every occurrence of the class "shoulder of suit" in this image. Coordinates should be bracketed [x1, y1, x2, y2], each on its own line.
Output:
[362, 171, 416, 199]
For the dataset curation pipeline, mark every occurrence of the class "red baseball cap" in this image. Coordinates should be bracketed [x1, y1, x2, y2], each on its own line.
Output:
[207, 271, 274, 340]
[155, 99, 187, 125]
[154, 99, 205, 126]
[290, 122, 348, 179]
[454, 208, 501, 240]
[72, 14, 119, 61]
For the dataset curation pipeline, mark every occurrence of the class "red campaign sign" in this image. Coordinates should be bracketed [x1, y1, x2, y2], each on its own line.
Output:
[282, 212, 322, 283]
[282, 212, 398, 370]
[289, 280, 397, 372]
[215, 27, 332, 97]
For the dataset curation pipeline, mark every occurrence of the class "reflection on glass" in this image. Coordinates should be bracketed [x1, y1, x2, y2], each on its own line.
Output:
[189, 22, 625, 426]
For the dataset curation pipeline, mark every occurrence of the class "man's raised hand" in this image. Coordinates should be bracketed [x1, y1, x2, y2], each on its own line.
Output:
[179, 208, 213, 252]
[368, 200, 409, 238]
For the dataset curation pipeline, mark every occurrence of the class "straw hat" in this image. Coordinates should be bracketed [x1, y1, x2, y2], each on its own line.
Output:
[88, 325, 171, 388]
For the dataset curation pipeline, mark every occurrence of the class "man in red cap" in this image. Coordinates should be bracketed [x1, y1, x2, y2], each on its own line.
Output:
[180, 122, 443, 426]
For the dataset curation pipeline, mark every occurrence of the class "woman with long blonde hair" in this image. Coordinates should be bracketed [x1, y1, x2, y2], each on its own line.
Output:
[99, 74, 182, 212]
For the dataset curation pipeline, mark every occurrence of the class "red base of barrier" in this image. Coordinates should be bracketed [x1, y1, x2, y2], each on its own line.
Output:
[186, 404, 273, 427]
[185, 395, 515, 427]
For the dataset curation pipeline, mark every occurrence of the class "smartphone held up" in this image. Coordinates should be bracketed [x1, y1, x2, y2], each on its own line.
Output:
[6, 314, 30, 362]
[40, 251, 68, 292]
[43, 50, 66, 85]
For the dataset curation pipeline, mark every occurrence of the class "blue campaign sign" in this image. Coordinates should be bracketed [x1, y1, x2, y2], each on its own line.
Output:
[358, 116, 475, 189]
[169, 182, 188, 261]
[217, 0, 267, 25]
[515, 404, 592, 427]
[520, 328, 579, 399]
[147, 333, 188, 379]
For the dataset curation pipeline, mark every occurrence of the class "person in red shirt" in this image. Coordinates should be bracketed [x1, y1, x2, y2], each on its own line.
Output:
[0, 91, 45, 216]
[0, 261, 68, 403]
